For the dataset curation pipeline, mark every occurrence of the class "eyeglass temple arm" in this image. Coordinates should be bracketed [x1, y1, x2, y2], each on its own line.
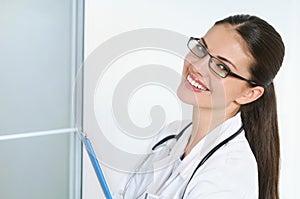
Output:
[228, 72, 259, 87]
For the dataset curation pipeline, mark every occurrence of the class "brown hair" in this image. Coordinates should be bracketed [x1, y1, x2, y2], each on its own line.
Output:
[216, 15, 285, 199]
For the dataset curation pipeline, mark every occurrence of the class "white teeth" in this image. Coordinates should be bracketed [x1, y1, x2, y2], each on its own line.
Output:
[187, 75, 208, 91]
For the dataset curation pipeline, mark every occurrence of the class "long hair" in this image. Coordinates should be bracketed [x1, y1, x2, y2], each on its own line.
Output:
[216, 15, 285, 199]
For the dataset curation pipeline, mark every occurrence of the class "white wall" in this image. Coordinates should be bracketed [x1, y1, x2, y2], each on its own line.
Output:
[83, 0, 300, 198]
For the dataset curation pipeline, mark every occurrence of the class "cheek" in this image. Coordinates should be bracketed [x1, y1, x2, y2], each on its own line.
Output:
[208, 78, 246, 109]
[222, 79, 246, 104]
[209, 79, 227, 108]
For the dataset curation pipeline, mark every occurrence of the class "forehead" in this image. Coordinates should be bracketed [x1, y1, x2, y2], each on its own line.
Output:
[203, 24, 254, 72]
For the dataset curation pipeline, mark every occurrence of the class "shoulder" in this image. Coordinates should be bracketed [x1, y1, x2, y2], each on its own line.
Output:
[185, 132, 258, 198]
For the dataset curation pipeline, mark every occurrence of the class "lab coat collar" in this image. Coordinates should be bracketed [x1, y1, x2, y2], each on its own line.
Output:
[152, 120, 192, 168]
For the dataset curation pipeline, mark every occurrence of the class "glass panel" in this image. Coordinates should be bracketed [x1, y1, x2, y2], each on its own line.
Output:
[0, 0, 83, 199]
[0, 134, 70, 199]
[0, 0, 73, 135]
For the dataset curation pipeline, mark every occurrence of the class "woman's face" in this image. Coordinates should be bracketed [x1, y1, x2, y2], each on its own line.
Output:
[177, 23, 255, 113]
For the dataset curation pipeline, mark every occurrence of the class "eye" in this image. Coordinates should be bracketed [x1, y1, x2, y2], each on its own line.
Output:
[217, 63, 227, 71]
[210, 58, 230, 78]
[194, 44, 207, 58]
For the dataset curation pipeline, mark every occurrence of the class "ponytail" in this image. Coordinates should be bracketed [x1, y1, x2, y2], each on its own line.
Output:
[241, 83, 280, 199]
[216, 14, 284, 199]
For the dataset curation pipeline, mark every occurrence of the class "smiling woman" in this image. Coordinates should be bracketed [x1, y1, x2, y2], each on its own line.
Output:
[177, 15, 284, 199]
[115, 14, 284, 199]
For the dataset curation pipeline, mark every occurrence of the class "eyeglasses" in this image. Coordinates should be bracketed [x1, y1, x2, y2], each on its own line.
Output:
[187, 37, 259, 87]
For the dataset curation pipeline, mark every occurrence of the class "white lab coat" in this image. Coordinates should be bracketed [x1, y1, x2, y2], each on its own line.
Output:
[114, 113, 259, 199]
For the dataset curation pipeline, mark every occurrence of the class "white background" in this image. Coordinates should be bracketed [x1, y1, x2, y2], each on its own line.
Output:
[83, 0, 300, 198]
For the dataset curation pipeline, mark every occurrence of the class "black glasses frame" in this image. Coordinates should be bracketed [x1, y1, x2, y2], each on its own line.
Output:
[187, 37, 259, 87]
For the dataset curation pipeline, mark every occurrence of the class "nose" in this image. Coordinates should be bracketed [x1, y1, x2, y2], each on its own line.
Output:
[184, 52, 211, 76]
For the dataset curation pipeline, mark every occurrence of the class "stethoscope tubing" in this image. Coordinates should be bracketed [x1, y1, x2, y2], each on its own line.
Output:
[123, 123, 244, 199]
[180, 125, 244, 198]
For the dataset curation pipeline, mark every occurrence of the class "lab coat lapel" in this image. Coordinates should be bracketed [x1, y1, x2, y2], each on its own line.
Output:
[147, 141, 175, 193]
[148, 126, 192, 193]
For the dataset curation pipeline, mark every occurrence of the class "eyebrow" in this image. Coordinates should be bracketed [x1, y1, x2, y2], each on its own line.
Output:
[201, 37, 238, 70]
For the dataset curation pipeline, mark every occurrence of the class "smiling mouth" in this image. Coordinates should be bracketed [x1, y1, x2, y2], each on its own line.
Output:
[186, 74, 210, 92]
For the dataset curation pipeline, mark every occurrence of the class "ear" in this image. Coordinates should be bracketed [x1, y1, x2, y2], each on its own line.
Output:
[235, 86, 264, 105]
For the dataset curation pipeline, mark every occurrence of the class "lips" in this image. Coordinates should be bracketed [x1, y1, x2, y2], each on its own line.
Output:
[185, 73, 209, 92]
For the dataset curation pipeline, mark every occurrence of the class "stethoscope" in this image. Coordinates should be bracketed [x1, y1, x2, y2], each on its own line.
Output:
[123, 122, 244, 199]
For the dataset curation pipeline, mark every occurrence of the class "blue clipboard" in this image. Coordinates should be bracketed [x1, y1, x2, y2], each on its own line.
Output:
[79, 132, 113, 199]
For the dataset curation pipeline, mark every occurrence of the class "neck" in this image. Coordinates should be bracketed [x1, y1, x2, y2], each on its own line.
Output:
[182, 106, 237, 158]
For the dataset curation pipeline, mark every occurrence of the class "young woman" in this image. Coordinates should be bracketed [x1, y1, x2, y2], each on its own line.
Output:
[116, 14, 285, 199]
